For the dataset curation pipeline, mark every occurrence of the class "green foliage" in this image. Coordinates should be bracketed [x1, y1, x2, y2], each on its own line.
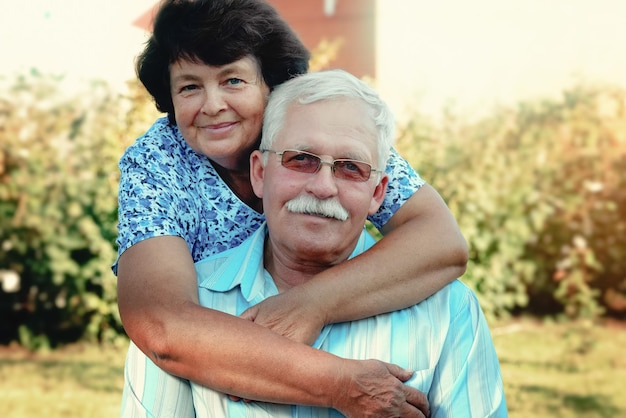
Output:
[398, 83, 626, 320]
[1, 65, 624, 347]
[0, 70, 159, 348]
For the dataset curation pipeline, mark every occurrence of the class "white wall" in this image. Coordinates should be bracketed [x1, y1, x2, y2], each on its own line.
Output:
[0, 0, 154, 91]
[3, 0, 626, 123]
[376, 0, 626, 121]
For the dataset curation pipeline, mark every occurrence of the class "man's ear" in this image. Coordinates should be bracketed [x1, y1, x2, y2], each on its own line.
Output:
[368, 174, 388, 215]
[250, 150, 265, 199]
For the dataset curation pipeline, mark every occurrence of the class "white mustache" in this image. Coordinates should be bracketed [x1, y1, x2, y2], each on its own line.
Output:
[286, 195, 349, 221]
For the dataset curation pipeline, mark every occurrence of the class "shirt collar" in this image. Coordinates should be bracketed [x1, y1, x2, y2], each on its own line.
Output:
[196, 222, 377, 304]
[196, 223, 269, 303]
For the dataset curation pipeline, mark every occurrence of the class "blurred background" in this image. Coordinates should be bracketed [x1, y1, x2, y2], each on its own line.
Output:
[1, 1, 625, 417]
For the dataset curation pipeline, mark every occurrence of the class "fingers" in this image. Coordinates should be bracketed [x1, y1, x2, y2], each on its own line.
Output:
[239, 305, 257, 321]
[238, 293, 324, 345]
[404, 385, 430, 418]
[384, 362, 430, 417]
[384, 361, 415, 382]
[399, 403, 429, 418]
[227, 395, 254, 403]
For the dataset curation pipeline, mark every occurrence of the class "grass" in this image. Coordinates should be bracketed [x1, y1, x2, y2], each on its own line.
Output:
[0, 343, 125, 418]
[493, 318, 626, 418]
[0, 318, 624, 418]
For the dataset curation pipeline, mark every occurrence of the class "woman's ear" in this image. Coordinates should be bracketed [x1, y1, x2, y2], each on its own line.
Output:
[250, 150, 265, 199]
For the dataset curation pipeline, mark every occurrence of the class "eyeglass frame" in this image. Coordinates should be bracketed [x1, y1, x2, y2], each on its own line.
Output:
[260, 149, 383, 182]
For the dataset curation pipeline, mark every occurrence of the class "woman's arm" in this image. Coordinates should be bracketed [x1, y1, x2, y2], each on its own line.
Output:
[117, 236, 430, 417]
[331, 183, 468, 321]
[242, 184, 468, 344]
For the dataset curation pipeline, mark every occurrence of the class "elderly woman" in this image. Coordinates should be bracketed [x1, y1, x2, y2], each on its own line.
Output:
[116, 0, 467, 416]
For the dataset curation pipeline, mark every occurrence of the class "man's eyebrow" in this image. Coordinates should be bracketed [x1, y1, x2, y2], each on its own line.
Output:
[290, 145, 370, 162]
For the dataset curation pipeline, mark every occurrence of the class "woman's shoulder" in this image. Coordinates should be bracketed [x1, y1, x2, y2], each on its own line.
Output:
[129, 117, 182, 152]
[121, 118, 199, 168]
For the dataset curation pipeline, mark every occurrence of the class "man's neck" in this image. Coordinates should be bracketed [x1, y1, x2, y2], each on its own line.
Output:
[263, 238, 329, 293]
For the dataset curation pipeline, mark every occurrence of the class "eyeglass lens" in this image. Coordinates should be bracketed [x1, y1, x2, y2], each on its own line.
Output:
[280, 150, 372, 182]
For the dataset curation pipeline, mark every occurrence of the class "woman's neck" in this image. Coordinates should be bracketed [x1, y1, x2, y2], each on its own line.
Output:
[212, 162, 263, 213]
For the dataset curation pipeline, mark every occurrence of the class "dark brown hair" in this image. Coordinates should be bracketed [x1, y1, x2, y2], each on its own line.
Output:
[136, 0, 310, 123]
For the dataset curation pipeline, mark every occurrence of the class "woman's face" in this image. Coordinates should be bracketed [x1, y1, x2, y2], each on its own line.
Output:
[170, 56, 270, 170]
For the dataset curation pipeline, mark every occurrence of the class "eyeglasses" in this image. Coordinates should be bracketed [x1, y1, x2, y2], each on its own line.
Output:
[261, 149, 381, 182]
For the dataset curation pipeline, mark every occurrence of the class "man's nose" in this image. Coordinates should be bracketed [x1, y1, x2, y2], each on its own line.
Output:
[305, 162, 339, 199]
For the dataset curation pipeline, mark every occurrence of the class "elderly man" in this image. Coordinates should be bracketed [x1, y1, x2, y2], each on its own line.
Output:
[188, 69, 507, 417]
[123, 69, 507, 417]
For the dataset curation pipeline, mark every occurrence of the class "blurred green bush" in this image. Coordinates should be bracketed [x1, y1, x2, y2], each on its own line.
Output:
[0, 70, 158, 349]
[1, 70, 624, 348]
[397, 83, 626, 320]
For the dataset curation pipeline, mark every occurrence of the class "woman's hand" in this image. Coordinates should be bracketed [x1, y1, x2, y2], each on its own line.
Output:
[240, 284, 325, 345]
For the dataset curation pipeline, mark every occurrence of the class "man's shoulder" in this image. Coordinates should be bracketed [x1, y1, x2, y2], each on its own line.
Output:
[445, 279, 475, 297]
[400, 279, 480, 322]
[425, 279, 475, 303]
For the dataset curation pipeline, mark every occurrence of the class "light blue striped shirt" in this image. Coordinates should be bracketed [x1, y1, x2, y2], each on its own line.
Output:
[121, 224, 507, 417]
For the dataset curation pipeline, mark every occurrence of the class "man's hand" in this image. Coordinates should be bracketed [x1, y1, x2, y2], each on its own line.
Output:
[240, 282, 430, 417]
[332, 359, 430, 418]
[230, 358, 429, 417]
[240, 285, 324, 345]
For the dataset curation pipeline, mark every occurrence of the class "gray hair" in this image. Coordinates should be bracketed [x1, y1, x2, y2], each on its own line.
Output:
[261, 69, 395, 170]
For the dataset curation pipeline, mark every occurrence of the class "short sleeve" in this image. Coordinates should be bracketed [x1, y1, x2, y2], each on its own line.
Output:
[116, 149, 191, 249]
[368, 148, 425, 230]
[113, 119, 197, 274]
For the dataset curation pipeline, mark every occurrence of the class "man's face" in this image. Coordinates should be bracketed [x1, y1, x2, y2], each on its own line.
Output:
[251, 98, 388, 266]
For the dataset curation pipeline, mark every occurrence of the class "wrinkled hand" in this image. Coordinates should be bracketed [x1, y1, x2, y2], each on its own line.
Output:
[240, 285, 325, 345]
[238, 288, 430, 416]
[229, 358, 430, 416]
[333, 359, 430, 418]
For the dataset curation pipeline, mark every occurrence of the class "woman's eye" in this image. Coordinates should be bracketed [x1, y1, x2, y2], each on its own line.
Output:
[226, 78, 243, 86]
[180, 84, 198, 92]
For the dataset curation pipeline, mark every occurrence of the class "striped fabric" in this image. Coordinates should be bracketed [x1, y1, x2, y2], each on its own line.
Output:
[121, 225, 507, 417]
